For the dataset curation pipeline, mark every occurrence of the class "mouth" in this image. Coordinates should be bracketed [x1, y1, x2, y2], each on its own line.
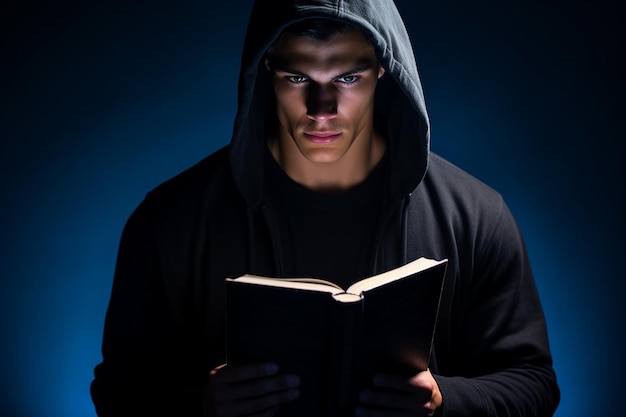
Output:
[303, 131, 342, 144]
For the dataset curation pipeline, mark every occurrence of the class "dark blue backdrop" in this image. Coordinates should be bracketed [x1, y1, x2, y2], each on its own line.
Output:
[1, 1, 623, 416]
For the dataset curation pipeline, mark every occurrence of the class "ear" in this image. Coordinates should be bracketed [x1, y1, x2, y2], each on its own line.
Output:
[377, 65, 385, 79]
[264, 57, 271, 71]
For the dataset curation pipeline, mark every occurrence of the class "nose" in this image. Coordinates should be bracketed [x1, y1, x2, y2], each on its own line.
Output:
[306, 83, 337, 122]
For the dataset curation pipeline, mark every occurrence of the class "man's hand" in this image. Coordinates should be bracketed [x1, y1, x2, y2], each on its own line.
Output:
[203, 362, 301, 417]
[356, 369, 442, 417]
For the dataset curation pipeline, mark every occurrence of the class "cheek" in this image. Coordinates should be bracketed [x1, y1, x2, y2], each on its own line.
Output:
[275, 91, 307, 124]
[341, 91, 374, 119]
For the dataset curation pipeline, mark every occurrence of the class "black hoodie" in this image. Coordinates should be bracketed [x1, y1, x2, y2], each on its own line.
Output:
[92, 0, 560, 416]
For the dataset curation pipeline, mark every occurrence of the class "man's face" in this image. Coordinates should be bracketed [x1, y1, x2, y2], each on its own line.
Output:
[267, 29, 384, 165]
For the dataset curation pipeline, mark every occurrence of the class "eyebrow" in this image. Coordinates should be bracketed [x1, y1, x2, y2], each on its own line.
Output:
[273, 62, 375, 79]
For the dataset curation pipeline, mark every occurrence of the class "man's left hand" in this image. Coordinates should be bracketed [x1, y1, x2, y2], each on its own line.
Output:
[356, 368, 442, 417]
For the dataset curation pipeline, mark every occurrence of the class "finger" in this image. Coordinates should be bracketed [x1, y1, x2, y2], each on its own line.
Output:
[213, 373, 300, 403]
[355, 404, 431, 417]
[359, 388, 425, 413]
[372, 373, 422, 393]
[210, 362, 279, 385]
[215, 388, 300, 417]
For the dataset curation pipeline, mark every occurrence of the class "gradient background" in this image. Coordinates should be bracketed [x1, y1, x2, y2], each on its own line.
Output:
[1, 1, 624, 416]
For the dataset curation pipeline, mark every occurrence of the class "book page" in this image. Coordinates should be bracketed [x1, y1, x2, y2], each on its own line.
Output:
[332, 292, 362, 303]
[346, 257, 446, 295]
[228, 275, 344, 294]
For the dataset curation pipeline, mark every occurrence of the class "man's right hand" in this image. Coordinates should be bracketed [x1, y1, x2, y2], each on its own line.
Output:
[203, 362, 301, 417]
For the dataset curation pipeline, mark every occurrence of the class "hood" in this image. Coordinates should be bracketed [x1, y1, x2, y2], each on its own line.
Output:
[229, 0, 430, 207]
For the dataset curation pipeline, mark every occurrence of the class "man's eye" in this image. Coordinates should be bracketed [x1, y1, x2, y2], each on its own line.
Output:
[337, 75, 358, 84]
[287, 75, 307, 84]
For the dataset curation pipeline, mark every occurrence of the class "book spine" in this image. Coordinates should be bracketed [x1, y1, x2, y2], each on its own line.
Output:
[327, 299, 363, 417]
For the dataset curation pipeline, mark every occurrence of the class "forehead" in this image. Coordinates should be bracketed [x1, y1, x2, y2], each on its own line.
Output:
[268, 30, 378, 70]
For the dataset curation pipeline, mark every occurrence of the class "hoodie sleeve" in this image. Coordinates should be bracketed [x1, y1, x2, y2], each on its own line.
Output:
[90, 199, 206, 417]
[432, 195, 560, 417]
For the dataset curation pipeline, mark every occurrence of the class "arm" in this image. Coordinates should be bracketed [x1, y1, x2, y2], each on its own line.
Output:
[91, 201, 301, 416]
[433, 200, 560, 416]
[90, 202, 204, 416]
[357, 199, 559, 417]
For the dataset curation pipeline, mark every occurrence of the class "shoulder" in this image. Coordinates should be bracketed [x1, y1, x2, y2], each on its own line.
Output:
[148, 146, 234, 202]
[125, 145, 243, 234]
[414, 156, 529, 286]
[422, 153, 504, 214]
[146, 145, 240, 209]
[414, 153, 523, 253]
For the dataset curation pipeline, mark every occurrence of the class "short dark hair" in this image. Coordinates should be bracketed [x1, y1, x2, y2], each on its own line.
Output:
[266, 18, 370, 66]
[279, 18, 358, 41]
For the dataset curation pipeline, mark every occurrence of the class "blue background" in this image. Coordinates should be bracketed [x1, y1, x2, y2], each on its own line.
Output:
[1, 1, 623, 416]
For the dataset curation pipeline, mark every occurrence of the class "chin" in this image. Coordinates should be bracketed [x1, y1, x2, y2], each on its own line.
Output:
[302, 150, 343, 164]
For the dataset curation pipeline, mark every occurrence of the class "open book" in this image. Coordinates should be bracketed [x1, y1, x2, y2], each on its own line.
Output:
[225, 257, 448, 417]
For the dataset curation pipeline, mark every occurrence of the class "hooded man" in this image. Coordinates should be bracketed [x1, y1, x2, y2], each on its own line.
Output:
[91, 1, 560, 416]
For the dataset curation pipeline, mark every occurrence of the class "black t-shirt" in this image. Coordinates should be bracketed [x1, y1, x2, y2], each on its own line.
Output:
[267, 150, 388, 289]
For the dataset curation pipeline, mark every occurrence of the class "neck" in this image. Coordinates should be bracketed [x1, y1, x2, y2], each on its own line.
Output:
[268, 130, 386, 194]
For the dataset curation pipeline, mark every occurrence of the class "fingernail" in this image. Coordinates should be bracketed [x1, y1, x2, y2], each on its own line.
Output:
[264, 362, 279, 375]
[287, 374, 301, 387]
[286, 389, 300, 400]
[372, 374, 385, 386]
[359, 390, 372, 402]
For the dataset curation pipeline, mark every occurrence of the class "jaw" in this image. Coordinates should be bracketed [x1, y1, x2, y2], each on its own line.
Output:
[268, 127, 386, 193]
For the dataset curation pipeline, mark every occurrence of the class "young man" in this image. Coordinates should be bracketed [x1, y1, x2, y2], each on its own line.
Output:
[91, 1, 560, 416]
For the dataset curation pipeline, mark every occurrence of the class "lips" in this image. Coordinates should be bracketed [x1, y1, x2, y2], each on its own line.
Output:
[303, 132, 342, 143]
